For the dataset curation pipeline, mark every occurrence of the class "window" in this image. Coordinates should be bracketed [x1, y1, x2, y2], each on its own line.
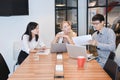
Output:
[87, 0, 120, 34]
[55, 0, 78, 34]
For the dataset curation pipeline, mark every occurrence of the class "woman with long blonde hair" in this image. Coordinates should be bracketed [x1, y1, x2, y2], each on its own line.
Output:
[52, 21, 77, 44]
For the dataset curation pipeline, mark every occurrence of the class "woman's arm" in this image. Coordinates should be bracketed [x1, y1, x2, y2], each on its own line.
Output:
[62, 35, 75, 44]
[64, 32, 77, 44]
[38, 40, 46, 50]
[29, 49, 39, 53]
[52, 33, 61, 44]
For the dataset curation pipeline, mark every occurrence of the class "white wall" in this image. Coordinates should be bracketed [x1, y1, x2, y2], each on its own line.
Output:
[0, 0, 55, 74]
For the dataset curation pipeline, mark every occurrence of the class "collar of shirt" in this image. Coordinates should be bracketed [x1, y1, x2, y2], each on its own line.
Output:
[96, 27, 107, 35]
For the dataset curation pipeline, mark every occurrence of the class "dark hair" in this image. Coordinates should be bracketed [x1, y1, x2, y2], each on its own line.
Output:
[22, 22, 39, 41]
[92, 14, 105, 22]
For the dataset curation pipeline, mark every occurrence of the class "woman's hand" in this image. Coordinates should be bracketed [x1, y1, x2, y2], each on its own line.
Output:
[52, 34, 63, 43]
[40, 46, 46, 50]
[61, 34, 69, 38]
[62, 34, 74, 44]
[34, 46, 46, 53]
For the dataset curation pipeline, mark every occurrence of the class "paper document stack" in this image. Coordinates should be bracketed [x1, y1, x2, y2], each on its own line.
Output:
[72, 35, 92, 46]
[36, 49, 50, 55]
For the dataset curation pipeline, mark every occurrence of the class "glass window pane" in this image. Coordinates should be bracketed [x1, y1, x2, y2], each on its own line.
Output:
[56, 0, 66, 7]
[97, 0, 106, 6]
[108, 6, 120, 28]
[88, 0, 106, 7]
[67, 0, 77, 7]
[67, 9, 77, 32]
[88, 7, 106, 34]
[55, 10, 66, 34]
[56, 10, 66, 25]
[108, 0, 120, 6]
[55, 0, 78, 34]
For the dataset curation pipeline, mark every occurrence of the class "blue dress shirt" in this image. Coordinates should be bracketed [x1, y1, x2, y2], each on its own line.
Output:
[92, 27, 116, 67]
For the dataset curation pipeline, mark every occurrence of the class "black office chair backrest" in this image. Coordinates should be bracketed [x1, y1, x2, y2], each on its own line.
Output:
[117, 67, 120, 80]
[0, 53, 10, 80]
[108, 51, 115, 60]
[104, 59, 120, 80]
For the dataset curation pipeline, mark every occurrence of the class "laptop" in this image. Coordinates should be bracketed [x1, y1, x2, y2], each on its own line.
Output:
[50, 43, 67, 53]
[66, 44, 96, 61]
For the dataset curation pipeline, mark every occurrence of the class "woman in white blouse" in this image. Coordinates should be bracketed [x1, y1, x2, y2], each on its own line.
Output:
[52, 21, 77, 44]
[17, 22, 46, 65]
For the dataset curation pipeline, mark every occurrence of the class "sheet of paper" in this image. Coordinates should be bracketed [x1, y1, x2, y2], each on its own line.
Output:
[36, 49, 50, 55]
[56, 64, 63, 72]
[72, 35, 92, 46]
[57, 54, 62, 59]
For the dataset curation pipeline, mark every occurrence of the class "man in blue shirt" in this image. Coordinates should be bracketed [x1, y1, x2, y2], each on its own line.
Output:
[89, 14, 116, 68]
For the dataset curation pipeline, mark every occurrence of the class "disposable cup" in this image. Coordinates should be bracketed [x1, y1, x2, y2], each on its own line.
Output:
[77, 56, 86, 69]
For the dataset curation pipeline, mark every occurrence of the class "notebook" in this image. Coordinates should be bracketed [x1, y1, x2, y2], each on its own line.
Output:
[66, 44, 96, 61]
[36, 49, 50, 55]
[50, 43, 67, 53]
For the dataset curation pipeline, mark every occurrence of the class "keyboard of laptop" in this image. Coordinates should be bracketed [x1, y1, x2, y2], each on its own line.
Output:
[87, 54, 97, 61]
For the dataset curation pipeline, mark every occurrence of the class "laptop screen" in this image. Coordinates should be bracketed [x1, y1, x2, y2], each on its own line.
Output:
[50, 43, 67, 53]
[66, 44, 87, 59]
[66, 44, 96, 61]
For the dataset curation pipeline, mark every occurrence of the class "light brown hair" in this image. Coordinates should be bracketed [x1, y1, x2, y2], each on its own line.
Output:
[60, 21, 72, 29]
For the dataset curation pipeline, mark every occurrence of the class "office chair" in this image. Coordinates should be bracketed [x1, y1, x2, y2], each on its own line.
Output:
[114, 43, 120, 66]
[108, 51, 115, 60]
[13, 41, 22, 72]
[0, 53, 10, 80]
[117, 67, 120, 80]
[104, 59, 120, 80]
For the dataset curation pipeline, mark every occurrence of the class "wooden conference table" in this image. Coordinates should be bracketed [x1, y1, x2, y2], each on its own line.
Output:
[8, 52, 111, 80]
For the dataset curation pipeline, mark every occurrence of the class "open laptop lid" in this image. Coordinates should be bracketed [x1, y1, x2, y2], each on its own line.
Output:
[50, 43, 67, 53]
[66, 44, 96, 61]
[66, 44, 88, 59]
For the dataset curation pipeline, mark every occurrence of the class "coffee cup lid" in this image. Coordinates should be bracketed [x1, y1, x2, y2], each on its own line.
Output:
[77, 56, 85, 58]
